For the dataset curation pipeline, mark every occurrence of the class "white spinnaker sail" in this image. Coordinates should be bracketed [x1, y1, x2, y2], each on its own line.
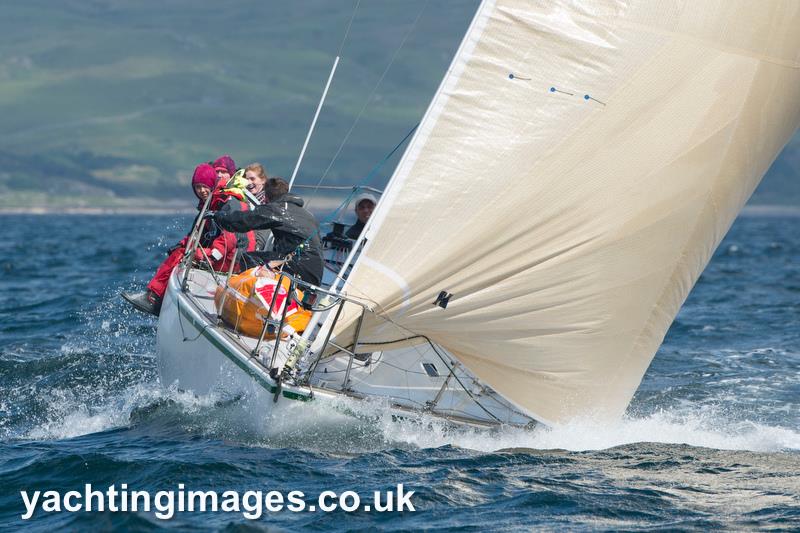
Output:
[332, 0, 800, 425]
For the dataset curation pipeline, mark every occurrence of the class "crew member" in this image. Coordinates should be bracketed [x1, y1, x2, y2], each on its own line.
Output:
[244, 163, 268, 204]
[122, 164, 254, 316]
[211, 177, 324, 286]
[243, 162, 272, 251]
[212, 154, 237, 188]
[345, 192, 377, 239]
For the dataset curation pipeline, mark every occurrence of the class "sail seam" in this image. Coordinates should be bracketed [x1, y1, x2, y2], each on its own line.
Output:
[607, 60, 762, 400]
[618, 19, 800, 69]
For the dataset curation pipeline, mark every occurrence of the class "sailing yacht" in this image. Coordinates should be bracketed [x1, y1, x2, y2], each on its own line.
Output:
[156, 0, 800, 429]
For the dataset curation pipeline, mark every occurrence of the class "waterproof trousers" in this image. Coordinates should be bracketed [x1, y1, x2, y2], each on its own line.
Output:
[147, 247, 185, 298]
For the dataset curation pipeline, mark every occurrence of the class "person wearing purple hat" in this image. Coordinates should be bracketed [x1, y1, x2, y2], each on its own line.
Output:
[122, 163, 239, 316]
[213, 155, 237, 188]
[191, 162, 217, 206]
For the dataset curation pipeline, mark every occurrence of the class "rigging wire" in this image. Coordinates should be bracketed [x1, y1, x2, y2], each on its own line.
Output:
[305, 0, 430, 207]
[336, 0, 362, 58]
[284, 122, 417, 264]
[274, 2, 517, 424]
[319, 297, 514, 423]
[425, 340, 504, 423]
[287, 0, 360, 196]
[279, 0, 428, 267]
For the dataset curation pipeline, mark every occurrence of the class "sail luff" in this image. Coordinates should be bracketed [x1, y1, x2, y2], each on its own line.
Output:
[341, 0, 496, 283]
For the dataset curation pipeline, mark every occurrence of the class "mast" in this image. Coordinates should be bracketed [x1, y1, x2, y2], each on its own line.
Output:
[288, 56, 340, 190]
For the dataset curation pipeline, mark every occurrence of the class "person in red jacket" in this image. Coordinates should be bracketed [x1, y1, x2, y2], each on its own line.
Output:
[204, 168, 257, 265]
[122, 164, 255, 316]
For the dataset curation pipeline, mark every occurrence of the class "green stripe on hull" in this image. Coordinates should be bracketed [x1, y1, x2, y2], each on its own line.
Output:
[175, 296, 311, 403]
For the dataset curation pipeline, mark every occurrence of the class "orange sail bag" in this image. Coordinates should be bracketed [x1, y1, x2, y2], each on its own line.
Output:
[214, 266, 312, 339]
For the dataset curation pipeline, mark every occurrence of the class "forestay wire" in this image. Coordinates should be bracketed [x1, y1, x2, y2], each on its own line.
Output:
[305, 0, 430, 208]
[285, 122, 418, 264]
[284, 0, 431, 263]
[337, 0, 361, 58]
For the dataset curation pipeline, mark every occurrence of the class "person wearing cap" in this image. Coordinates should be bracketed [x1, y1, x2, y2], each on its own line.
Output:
[213, 154, 237, 189]
[345, 193, 377, 240]
[121, 163, 250, 316]
[191, 161, 216, 206]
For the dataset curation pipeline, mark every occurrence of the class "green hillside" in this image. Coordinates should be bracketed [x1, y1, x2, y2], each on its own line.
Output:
[0, 0, 477, 208]
[0, 0, 796, 209]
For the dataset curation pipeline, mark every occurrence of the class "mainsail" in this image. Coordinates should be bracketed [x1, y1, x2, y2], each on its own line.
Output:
[331, 0, 800, 425]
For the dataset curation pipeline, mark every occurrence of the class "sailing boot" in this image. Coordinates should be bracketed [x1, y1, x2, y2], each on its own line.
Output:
[121, 290, 162, 316]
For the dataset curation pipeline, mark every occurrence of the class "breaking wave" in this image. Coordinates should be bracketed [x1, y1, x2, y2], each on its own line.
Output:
[5, 284, 797, 455]
[12, 370, 799, 456]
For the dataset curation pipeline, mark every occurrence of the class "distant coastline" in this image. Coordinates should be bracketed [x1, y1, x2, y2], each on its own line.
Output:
[0, 205, 196, 215]
[740, 204, 800, 217]
[0, 196, 347, 216]
[1, 203, 797, 217]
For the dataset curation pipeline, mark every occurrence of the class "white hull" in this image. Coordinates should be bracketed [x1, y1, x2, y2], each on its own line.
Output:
[156, 266, 535, 431]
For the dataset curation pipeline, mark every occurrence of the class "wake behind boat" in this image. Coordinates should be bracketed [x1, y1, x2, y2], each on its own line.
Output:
[151, 0, 800, 431]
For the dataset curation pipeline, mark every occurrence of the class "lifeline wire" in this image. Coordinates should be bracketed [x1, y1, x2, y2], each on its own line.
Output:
[315, 269, 519, 424]
[322, 272, 527, 424]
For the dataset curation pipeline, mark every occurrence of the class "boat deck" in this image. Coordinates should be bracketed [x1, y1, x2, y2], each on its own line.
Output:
[176, 266, 534, 427]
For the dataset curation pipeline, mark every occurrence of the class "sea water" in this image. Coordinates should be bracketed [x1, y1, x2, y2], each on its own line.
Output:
[0, 212, 798, 531]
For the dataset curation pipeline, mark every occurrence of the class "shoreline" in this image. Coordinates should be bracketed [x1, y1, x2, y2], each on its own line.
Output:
[739, 204, 800, 217]
[0, 206, 197, 215]
[0, 203, 797, 216]
[0, 196, 348, 216]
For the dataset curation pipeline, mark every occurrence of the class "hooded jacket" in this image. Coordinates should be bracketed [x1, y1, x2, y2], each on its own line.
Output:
[214, 193, 323, 285]
[192, 189, 255, 269]
[180, 173, 256, 272]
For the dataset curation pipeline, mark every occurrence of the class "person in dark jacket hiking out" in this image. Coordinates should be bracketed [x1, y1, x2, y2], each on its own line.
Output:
[210, 177, 324, 287]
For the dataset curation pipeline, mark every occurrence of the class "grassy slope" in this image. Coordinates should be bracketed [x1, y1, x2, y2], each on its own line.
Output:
[0, 0, 796, 208]
[0, 0, 477, 207]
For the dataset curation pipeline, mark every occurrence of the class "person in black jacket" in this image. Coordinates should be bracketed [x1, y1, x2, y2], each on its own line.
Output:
[345, 192, 377, 240]
[211, 177, 324, 286]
